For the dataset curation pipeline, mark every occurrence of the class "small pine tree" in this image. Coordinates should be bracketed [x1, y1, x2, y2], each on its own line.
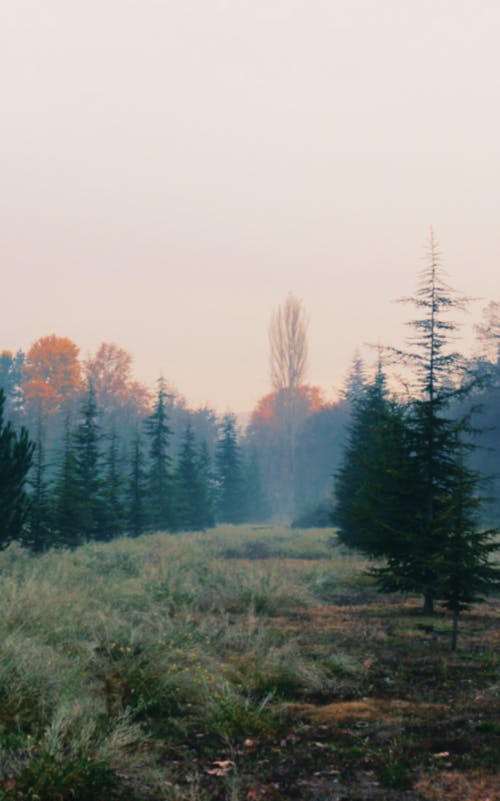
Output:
[174, 423, 215, 531]
[0, 388, 34, 548]
[215, 414, 245, 524]
[51, 415, 83, 548]
[333, 365, 419, 567]
[100, 428, 125, 540]
[435, 448, 499, 649]
[25, 412, 53, 552]
[73, 380, 105, 540]
[127, 428, 148, 537]
[144, 379, 174, 531]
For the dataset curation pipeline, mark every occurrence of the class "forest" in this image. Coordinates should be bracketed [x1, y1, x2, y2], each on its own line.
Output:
[0, 241, 499, 800]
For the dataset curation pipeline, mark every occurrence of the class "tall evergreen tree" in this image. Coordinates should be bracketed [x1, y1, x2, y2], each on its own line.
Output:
[100, 428, 125, 540]
[145, 379, 173, 531]
[0, 388, 34, 548]
[51, 415, 83, 548]
[127, 428, 148, 537]
[215, 414, 245, 524]
[433, 448, 499, 649]
[73, 380, 105, 539]
[394, 233, 477, 613]
[26, 411, 53, 552]
[333, 365, 418, 566]
[175, 424, 215, 531]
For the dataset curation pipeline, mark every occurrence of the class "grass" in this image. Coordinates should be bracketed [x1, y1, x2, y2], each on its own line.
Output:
[0, 526, 498, 800]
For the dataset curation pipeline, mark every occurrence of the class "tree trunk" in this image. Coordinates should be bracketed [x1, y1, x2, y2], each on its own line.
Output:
[423, 591, 434, 615]
[451, 608, 459, 651]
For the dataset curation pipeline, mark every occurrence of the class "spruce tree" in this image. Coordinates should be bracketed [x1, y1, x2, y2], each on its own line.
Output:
[127, 428, 147, 537]
[145, 379, 173, 531]
[394, 233, 477, 613]
[73, 380, 105, 540]
[175, 424, 215, 531]
[333, 365, 418, 567]
[100, 428, 125, 540]
[215, 414, 245, 524]
[0, 388, 34, 548]
[26, 412, 53, 552]
[434, 448, 499, 649]
[51, 415, 83, 548]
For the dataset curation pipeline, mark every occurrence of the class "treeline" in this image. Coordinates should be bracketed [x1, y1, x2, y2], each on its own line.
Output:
[2, 256, 500, 554]
[0, 374, 269, 551]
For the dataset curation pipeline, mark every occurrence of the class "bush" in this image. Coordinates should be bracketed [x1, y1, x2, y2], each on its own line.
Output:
[291, 500, 333, 529]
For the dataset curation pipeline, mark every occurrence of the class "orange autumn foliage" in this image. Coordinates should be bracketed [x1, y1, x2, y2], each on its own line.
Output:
[24, 335, 82, 413]
[250, 384, 326, 426]
[84, 342, 151, 416]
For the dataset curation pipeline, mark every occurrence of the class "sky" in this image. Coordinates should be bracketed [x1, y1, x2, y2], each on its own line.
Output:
[2, 1, 499, 412]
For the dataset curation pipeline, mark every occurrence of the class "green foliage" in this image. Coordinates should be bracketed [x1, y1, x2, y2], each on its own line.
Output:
[0, 389, 34, 549]
[333, 366, 418, 564]
[215, 414, 245, 524]
[144, 379, 174, 531]
[174, 425, 215, 531]
[292, 499, 333, 529]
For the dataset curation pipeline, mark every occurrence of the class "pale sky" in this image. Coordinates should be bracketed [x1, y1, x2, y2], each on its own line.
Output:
[2, 1, 499, 412]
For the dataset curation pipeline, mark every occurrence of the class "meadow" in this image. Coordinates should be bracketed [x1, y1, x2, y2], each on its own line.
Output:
[0, 526, 498, 801]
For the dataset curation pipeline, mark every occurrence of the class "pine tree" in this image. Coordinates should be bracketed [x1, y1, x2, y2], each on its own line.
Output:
[175, 424, 215, 531]
[333, 365, 418, 567]
[394, 233, 478, 613]
[100, 428, 125, 540]
[25, 412, 53, 552]
[196, 440, 216, 529]
[434, 448, 499, 649]
[145, 379, 173, 531]
[73, 380, 105, 540]
[215, 414, 245, 524]
[51, 415, 83, 548]
[127, 428, 147, 537]
[0, 388, 34, 548]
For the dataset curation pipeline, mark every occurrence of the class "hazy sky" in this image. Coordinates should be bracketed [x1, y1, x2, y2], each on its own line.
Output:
[2, 1, 499, 411]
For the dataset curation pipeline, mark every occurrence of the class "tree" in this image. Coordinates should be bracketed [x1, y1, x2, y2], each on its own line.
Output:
[100, 429, 125, 540]
[0, 349, 25, 424]
[72, 380, 105, 540]
[25, 412, 53, 552]
[269, 294, 308, 393]
[23, 335, 81, 416]
[393, 232, 475, 613]
[434, 449, 500, 649]
[0, 389, 34, 548]
[175, 424, 215, 531]
[266, 295, 310, 518]
[247, 384, 325, 519]
[51, 415, 82, 548]
[84, 342, 151, 430]
[145, 378, 174, 531]
[126, 428, 148, 537]
[333, 365, 418, 567]
[215, 414, 245, 524]
[335, 233, 498, 623]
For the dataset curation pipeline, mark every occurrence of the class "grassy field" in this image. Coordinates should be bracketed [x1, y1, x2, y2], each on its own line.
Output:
[0, 525, 498, 800]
